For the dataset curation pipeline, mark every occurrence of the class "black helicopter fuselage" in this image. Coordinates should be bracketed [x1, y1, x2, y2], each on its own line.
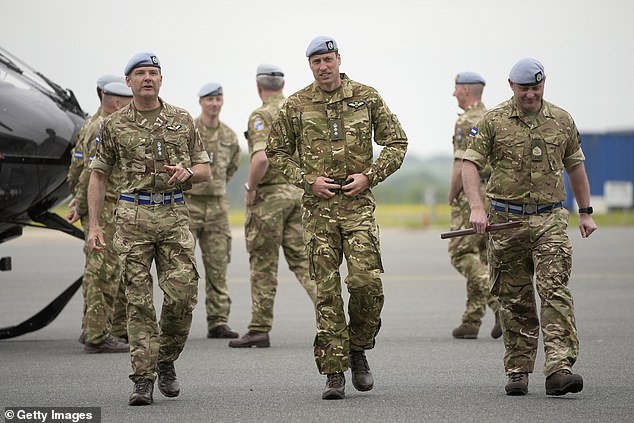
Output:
[0, 46, 86, 244]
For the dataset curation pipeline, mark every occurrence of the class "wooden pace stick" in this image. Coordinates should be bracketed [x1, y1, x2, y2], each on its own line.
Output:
[440, 221, 524, 239]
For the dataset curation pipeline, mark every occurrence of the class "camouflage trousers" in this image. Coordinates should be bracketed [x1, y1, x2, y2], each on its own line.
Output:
[448, 190, 499, 328]
[80, 200, 127, 344]
[113, 201, 199, 382]
[302, 192, 384, 375]
[186, 195, 232, 331]
[245, 184, 316, 333]
[488, 207, 578, 377]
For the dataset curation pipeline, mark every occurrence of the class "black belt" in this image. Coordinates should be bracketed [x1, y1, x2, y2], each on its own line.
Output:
[119, 190, 184, 205]
[329, 179, 350, 193]
[491, 199, 562, 215]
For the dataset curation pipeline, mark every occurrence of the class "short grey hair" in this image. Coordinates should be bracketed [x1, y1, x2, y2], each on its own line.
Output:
[257, 75, 284, 91]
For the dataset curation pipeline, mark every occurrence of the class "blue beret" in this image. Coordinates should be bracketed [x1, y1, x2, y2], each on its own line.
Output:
[305, 35, 338, 57]
[124, 52, 161, 76]
[198, 82, 223, 97]
[509, 58, 545, 85]
[102, 82, 132, 97]
[256, 64, 284, 77]
[455, 71, 486, 86]
[96, 74, 124, 90]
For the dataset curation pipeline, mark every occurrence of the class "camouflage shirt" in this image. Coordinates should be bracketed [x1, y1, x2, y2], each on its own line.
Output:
[91, 99, 209, 193]
[67, 107, 102, 193]
[245, 93, 290, 186]
[74, 115, 124, 216]
[453, 102, 491, 179]
[463, 98, 585, 203]
[266, 73, 407, 189]
[187, 118, 240, 196]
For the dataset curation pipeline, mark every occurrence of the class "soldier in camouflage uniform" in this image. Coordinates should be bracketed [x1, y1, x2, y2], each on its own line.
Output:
[186, 82, 240, 339]
[67, 82, 132, 353]
[68, 75, 124, 195]
[447, 72, 501, 340]
[88, 52, 210, 406]
[229, 64, 317, 349]
[462, 58, 597, 396]
[266, 37, 407, 400]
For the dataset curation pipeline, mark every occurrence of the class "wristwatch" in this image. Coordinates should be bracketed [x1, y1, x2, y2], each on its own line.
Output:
[185, 167, 194, 179]
[244, 182, 255, 192]
[578, 206, 593, 215]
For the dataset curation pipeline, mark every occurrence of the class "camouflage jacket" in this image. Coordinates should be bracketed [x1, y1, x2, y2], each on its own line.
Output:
[187, 118, 240, 197]
[245, 94, 289, 186]
[463, 98, 585, 203]
[266, 74, 407, 190]
[73, 115, 123, 216]
[91, 99, 209, 193]
[453, 102, 491, 178]
[67, 107, 102, 193]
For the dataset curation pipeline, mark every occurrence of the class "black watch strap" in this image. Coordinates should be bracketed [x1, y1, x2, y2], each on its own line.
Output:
[578, 206, 593, 214]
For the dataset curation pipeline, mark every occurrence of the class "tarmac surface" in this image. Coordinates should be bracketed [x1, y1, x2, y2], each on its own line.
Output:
[1, 224, 633, 423]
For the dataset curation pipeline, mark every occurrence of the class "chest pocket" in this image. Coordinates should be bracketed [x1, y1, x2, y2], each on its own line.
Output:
[544, 136, 565, 171]
[344, 103, 371, 146]
[118, 135, 146, 173]
[494, 135, 525, 170]
[163, 135, 190, 166]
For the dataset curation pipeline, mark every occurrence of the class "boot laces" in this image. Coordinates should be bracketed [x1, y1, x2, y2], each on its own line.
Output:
[135, 380, 153, 395]
[159, 362, 176, 381]
[350, 352, 369, 372]
[327, 373, 345, 388]
[510, 372, 526, 382]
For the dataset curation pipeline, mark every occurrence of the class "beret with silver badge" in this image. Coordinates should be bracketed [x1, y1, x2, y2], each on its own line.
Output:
[305, 35, 338, 57]
[509, 58, 545, 85]
[124, 52, 161, 76]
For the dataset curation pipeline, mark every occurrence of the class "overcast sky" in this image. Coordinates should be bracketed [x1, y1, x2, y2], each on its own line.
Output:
[2, 0, 632, 159]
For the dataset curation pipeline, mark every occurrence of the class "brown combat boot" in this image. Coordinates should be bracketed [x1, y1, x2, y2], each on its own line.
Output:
[228, 330, 270, 348]
[491, 312, 502, 339]
[129, 379, 154, 406]
[546, 369, 583, 396]
[322, 372, 345, 400]
[349, 350, 374, 391]
[207, 324, 239, 339]
[157, 361, 180, 397]
[84, 334, 129, 353]
[505, 372, 529, 396]
[452, 324, 478, 339]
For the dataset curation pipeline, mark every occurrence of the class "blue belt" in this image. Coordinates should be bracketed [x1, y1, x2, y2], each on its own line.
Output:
[119, 190, 184, 205]
[491, 199, 562, 215]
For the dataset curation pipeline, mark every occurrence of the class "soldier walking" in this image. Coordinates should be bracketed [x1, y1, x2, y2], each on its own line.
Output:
[87, 52, 210, 406]
[266, 36, 407, 400]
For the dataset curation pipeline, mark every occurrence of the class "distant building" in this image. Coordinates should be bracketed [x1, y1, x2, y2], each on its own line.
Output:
[565, 130, 634, 212]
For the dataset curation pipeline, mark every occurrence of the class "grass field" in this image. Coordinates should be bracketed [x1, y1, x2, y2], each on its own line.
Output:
[53, 203, 634, 231]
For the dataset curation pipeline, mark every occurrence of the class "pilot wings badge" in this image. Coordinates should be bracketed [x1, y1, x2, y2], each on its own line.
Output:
[347, 100, 365, 110]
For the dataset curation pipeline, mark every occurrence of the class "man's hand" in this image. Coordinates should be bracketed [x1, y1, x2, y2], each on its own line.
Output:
[164, 164, 193, 185]
[469, 208, 489, 234]
[65, 197, 80, 223]
[342, 173, 369, 197]
[87, 225, 106, 253]
[579, 214, 597, 238]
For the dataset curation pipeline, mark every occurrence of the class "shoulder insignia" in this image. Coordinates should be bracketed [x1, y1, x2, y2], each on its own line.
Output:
[469, 127, 478, 136]
[166, 124, 182, 131]
[347, 100, 365, 110]
[95, 135, 101, 144]
[253, 117, 264, 131]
